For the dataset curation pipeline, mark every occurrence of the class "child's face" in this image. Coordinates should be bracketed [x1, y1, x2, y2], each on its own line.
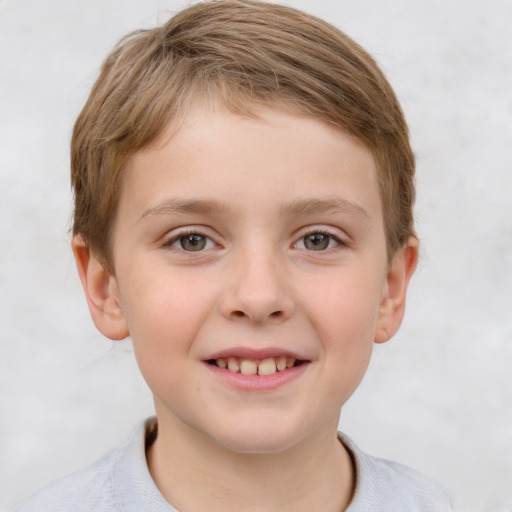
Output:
[79, 105, 415, 453]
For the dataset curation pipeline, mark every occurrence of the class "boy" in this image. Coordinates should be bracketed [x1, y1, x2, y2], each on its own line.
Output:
[11, 1, 452, 510]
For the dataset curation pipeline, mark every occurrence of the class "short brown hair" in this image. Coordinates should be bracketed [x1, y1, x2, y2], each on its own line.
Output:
[71, 0, 415, 271]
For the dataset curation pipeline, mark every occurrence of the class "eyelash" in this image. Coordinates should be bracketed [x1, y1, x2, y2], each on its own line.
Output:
[161, 227, 349, 253]
[294, 228, 349, 252]
[161, 229, 216, 252]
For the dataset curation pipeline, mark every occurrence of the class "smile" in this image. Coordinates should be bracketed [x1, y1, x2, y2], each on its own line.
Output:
[204, 348, 310, 390]
[207, 356, 301, 376]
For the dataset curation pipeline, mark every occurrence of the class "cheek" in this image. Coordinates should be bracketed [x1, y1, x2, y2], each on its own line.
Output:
[121, 265, 210, 333]
[118, 275, 214, 381]
[306, 272, 384, 344]
[302, 273, 383, 394]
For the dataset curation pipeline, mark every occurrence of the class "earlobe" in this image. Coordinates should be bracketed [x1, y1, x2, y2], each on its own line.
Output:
[375, 237, 418, 344]
[72, 235, 129, 341]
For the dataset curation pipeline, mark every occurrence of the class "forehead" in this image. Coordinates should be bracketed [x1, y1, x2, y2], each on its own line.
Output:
[119, 105, 382, 228]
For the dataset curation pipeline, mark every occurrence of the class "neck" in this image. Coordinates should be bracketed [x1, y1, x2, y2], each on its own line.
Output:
[146, 412, 354, 512]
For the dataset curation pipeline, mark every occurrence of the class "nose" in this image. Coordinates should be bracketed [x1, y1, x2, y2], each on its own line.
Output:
[219, 248, 295, 325]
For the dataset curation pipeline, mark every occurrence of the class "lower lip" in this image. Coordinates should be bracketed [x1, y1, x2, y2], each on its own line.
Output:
[204, 362, 310, 391]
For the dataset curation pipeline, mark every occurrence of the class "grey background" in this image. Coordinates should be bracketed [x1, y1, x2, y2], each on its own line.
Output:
[1, 0, 511, 510]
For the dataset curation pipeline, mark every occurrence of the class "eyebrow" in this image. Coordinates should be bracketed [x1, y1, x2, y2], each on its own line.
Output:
[139, 198, 231, 221]
[139, 196, 371, 224]
[280, 197, 371, 224]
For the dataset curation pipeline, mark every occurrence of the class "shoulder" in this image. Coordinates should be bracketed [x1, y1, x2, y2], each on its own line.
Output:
[340, 433, 453, 512]
[9, 418, 172, 512]
[8, 444, 124, 512]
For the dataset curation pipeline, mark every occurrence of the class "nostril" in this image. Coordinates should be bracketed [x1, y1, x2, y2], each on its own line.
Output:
[230, 309, 283, 320]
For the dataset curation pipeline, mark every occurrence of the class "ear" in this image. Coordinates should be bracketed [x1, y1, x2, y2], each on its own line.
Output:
[72, 235, 129, 341]
[374, 237, 419, 344]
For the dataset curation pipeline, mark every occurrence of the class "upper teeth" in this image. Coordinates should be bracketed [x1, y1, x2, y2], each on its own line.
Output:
[215, 356, 295, 375]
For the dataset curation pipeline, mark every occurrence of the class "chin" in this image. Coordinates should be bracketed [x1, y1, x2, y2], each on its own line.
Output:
[207, 417, 307, 455]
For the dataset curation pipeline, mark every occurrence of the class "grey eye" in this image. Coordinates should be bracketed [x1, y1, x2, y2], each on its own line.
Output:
[179, 234, 207, 251]
[302, 233, 331, 250]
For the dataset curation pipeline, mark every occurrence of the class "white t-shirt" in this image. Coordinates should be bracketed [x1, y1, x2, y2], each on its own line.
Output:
[10, 418, 452, 512]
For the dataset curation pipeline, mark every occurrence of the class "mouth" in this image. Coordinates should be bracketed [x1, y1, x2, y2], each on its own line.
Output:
[206, 355, 306, 376]
[204, 348, 311, 390]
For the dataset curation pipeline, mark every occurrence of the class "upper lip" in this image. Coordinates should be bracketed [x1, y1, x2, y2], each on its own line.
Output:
[205, 346, 308, 361]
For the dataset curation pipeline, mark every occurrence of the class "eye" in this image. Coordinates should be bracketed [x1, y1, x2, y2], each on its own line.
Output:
[295, 232, 341, 251]
[167, 233, 215, 251]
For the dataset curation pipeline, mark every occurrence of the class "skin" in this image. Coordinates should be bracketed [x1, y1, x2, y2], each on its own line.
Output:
[73, 105, 417, 511]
